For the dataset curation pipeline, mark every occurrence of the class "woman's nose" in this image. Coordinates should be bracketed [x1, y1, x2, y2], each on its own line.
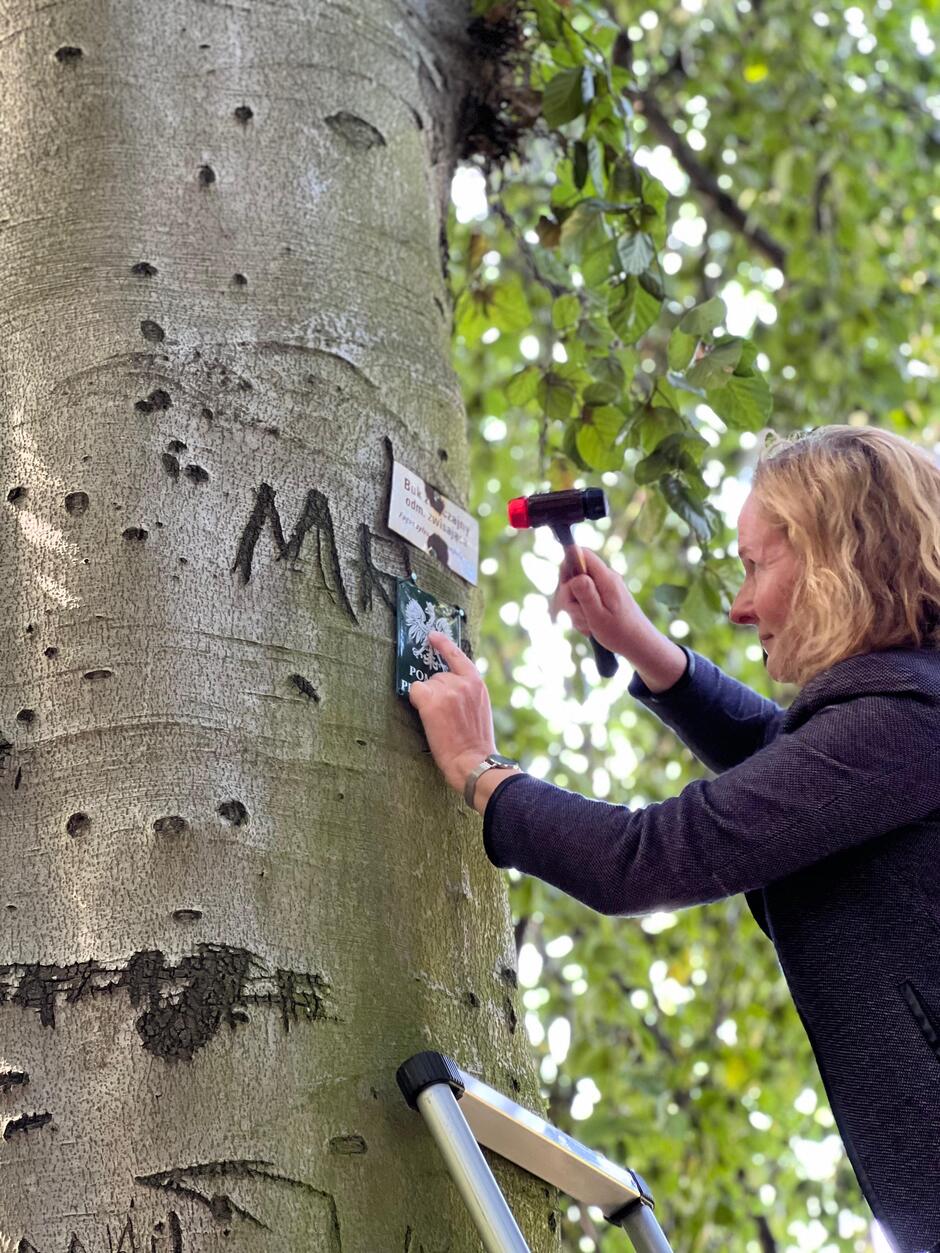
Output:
[729, 588, 757, 626]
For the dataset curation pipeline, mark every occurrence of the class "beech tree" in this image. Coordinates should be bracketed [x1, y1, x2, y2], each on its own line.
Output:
[0, 3, 559, 1250]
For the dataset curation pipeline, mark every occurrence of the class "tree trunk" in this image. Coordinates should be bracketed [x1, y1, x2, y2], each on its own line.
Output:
[0, 2, 557, 1248]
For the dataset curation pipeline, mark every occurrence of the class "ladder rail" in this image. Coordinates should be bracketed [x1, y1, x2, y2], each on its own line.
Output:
[397, 1051, 676, 1253]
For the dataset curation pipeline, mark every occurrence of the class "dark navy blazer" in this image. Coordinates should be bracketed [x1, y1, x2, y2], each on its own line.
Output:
[484, 646, 940, 1253]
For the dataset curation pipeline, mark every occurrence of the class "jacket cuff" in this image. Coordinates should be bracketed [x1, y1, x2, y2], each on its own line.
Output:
[482, 771, 529, 867]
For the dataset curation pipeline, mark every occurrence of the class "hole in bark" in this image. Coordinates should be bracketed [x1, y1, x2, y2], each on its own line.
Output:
[434, 297, 446, 318]
[161, 453, 180, 479]
[198, 164, 216, 186]
[44, 646, 58, 658]
[13, 767, 22, 790]
[217, 800, 248, 826]
[64, 491, 89, 515]
[184, 464, 210, 484]
[289, 674, 319, 701]
[136, 388, 172, 412]
[140, 320, 165, 342]
[167, 439, 187, 452]
[25, 624, 34, 635]
[131, 261, 157, 277]
[55, 46, 83, 61]
[325, 111, 386, 149]
[465, 991, 480, 1009]
[122, 527, 148, 542]
[201, 407, 214, 420]
[234, 105, 253, 124]
[16, 709, 34, 724]
[504, 997, 517, 1034]
[262, 425, 279, 437]
[153, 815, 188, 837]
[232, 273, 247, 286]
[438, 448, 448, 461]
[66, 812, 90, 837]
[329, 1134, 367, 1155]
[82, 669, 113, 682]
[237, 378, 252, 391]
[172, 908, 203, 922]
[209, 1195, 232, 1222]
[7, 486, 26, 504]
[500, 965, 518, 987]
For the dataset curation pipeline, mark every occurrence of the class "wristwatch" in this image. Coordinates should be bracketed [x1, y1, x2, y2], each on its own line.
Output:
[463, 753, 522, 809]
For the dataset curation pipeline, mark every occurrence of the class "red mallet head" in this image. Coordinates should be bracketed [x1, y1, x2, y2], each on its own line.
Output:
[507, 487, 607, 530]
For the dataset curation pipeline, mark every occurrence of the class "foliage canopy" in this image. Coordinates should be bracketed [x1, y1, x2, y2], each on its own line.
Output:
[451, 1, 938, 1249]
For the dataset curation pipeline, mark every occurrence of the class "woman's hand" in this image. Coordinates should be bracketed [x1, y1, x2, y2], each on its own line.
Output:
[408, 631, 497, 795]
[550, 547, 647, 657]
[552, 547, 689, 692]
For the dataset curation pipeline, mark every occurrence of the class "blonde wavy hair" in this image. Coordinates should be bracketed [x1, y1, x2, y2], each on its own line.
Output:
[751, 425, 940, 686]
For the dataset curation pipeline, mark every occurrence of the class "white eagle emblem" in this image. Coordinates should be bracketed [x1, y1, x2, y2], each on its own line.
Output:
[405, 598, 457, 671]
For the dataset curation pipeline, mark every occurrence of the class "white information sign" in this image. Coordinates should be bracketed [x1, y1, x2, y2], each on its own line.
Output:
[388, 461, 479, 585]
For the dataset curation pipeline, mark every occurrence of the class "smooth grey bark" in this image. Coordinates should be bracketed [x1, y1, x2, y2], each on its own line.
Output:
[0, 2, 559, 1249]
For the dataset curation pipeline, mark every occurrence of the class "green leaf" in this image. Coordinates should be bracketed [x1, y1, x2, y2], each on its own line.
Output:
[653, 583, 689, 610]
[531, 0, 562, 40]
[576, 411, 625, 471]
[572, 141, 588, 191]
[608, 279, 662, 345]
[617, 231, 656, 276]
[706, 372, 773, 430]
[583, 381, 619, 405]
[552, 293, 582, 331]
[634, 406, 685, 454]
[487, 279, 532, 334]
[678, 297, 727, 336]
[587, 136, 606, 194]
[506, 365, 540, 406]
[543, 67, 588, 128]
[560, 202, 612, 285]
[667, 331, 698, 372]
[538, 371, 577, 419]
[685, 337, 744, 389]
[589, 355, 626, 392]
[562, 420, 592, 471]
[661, 475, 714, 542]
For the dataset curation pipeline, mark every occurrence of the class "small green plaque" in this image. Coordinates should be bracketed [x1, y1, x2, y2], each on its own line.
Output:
[396, 578, 463, 697]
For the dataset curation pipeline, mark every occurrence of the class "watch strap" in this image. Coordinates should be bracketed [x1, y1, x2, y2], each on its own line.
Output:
[463, 755, 521, 809]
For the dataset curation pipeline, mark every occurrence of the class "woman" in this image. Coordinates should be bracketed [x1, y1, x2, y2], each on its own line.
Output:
[408, 426, 940, 1253]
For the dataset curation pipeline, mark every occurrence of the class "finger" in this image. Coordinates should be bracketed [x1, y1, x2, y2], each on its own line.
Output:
[558, 547, 583, 582]
[569, 574, 602, 610]
[427, 630, 475, 677]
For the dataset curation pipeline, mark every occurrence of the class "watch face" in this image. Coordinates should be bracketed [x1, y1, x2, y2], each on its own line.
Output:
[489, 753, 519, 768]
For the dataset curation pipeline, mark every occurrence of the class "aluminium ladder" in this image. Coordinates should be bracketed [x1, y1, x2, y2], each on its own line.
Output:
[397, 1051, 675, 1253]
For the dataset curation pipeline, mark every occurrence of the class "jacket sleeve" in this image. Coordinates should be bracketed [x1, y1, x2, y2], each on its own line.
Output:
[483, 691, 940, 916]
[628, 647, 786, 774]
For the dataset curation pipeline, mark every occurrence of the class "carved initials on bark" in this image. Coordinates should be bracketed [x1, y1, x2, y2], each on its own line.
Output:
[232, 482, 357, 623]
[1, 945, 331, 1061]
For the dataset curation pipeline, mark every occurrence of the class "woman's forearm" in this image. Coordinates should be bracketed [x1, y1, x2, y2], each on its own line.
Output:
[623, 618, 688, 693]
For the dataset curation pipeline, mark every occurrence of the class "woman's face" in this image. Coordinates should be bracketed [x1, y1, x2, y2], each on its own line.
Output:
[729, 492, 801, 680]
